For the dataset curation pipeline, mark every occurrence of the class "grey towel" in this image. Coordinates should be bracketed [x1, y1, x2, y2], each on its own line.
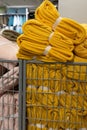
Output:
[2, 29, 20, 42]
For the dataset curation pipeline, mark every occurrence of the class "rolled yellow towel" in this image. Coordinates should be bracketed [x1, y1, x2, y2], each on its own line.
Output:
[35, 0, 86, 44]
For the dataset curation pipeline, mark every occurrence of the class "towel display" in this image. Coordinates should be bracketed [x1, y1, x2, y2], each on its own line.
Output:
[0, 0, 87, 129]
[15, 0, 87, 129]
[35, 0, 86, 45]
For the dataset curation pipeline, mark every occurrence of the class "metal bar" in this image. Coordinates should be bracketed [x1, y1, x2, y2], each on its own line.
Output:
[22, 60, 27, 130]
[18, 59, 24, 130]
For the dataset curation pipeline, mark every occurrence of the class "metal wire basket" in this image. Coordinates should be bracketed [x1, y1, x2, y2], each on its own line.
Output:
[22, 60, 87, 130]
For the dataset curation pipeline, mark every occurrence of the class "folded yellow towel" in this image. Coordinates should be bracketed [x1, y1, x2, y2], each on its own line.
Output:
[35, 0, 86, 44]
[60, 76, 80, 92]
[26, 85, 87, 129]
[78, 82, 87, 100]
[27, 124, 48, 130]
[62, 55, 87, 81]
[58, 93, 87, 115]
[56, 108, 87, 129]
[74, 24, 87, 58]
[17, 19, 74, 62]
[26, 64, 67, 92]
[74, 40, 87, 58]
[81, 23, 87, 37]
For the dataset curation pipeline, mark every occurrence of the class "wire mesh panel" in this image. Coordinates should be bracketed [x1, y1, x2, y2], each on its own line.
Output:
[0, 59, 23, 130]
[22, 60, 87, 130]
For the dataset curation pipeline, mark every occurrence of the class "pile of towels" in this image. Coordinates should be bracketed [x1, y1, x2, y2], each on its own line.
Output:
[0, 93, 19, 130]
[0, 66, 19, 129]
[16, 0, 87, 129]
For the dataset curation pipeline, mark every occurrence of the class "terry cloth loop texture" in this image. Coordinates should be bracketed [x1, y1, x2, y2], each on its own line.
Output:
[26, 64, 66, 92]
[62, 56, 87, 81]
[26, 86, 87, 129]
[74, 24, 87, 58]
[35, 0, 86, 45]
[17, 19, 74, 62]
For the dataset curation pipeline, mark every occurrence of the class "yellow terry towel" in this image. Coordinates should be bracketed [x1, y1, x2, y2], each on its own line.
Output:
[81, 23, 87, 36]
[26, 64, 66, 92]
[26, 86, 59, 126]
[26, 86, 87, 129]
[26, 63, 87, 93]
[74, 39, 87, 58]
[60, 76, 81, 93]
[58, 93, 87, 116]
[27, 109, 87, 129]
[57, 108, 87, 129]
[78, 82, 87, 100]
[27, 125, 48, 130]
[74, 24, 87, 58]
[17, 19, 74, 62]
[62, 55, 87, 81]
[35, 0, 86, 44]
[26, 85, 59, 109]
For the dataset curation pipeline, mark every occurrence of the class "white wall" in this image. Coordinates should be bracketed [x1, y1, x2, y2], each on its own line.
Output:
[59, 0, 87, 23]
[1, 0, 43, 9]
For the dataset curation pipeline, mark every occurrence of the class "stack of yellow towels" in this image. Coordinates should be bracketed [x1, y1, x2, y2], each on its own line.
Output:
[16, 0, 87, 129]
[35, 0, 86, 44]
[17, 19, 74, 62]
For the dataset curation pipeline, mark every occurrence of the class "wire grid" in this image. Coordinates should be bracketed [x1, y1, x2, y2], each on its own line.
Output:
[22, 60, 87, 130]
[0, 59, 22, 130]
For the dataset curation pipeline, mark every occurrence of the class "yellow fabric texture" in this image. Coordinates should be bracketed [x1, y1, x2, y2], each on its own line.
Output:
[81, 23, 87, 35]
[27, 125, 48, 130]
[35, 0, 86, 44]
[62, 56, 87, 81]
[26, 63, 87, 93]
[74, 24, 87, 58]
[26, 63, 63, 92]
[17, 19, 74, 62]
[26, 86, 87, 129]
